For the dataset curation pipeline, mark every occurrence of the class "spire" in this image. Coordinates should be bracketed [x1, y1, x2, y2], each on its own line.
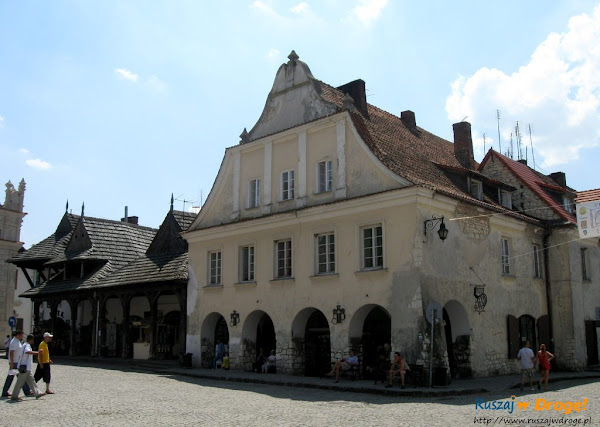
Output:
[287, 50, 299, 62]
[65, 200, 69, 214]
[170, 193, 174, 213]
[239, 128, 249, 144]
[81, 202, 85, 217]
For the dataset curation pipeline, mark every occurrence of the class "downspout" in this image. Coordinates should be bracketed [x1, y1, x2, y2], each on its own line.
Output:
[542, 222, 554, 353]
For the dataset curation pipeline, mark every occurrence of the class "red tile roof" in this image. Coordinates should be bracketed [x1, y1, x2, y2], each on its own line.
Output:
[576, 188, 600, 204]
[478, 150, 576, 223]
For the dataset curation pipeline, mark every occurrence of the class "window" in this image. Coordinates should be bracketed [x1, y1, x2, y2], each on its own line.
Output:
[581, 248, 591, 281]
[208, 251, 222, 285]
[362, 225, 383, 269]
[275, 239, 292, 278]
[518, 315, 536, 351]
[470, 179, 483, 200]
[317, 160, 333, 193]
[563, 197, 573, 214]
[281, 170, 295, 201]
[500, 190, 512, 209]
[315, 233, 335, 274]
[533, 244, 542, 278]
[501, 238, 510, 275]
[239, 245, 255, 282]
[248, 178, 260, 209]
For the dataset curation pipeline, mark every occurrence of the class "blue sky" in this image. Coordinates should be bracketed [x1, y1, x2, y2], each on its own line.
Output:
[1, 1, 599, 247]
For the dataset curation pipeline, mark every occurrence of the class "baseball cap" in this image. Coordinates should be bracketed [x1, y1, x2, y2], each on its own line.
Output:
[43, 332, 53, 338]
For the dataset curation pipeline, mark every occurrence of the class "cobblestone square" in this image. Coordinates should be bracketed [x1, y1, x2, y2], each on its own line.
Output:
[2, 363, 599, 426]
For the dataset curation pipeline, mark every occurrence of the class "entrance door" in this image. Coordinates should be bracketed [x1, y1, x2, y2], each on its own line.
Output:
[256, 314, 276, 355]
[585, 320, 599, 366]
[304, 311, 330, 376]
[443, 308, 457, 378]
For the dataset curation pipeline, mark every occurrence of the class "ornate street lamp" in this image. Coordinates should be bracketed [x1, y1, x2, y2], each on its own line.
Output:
[424, 215, 448, 241]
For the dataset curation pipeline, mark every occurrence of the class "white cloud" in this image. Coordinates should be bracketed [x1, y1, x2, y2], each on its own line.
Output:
[19, 148, 30, 155]
[446, 5, 600, 168]
[146, 75, 167, 92]
[267, 48, 280, 60]
[114, 68, 139, 83]
[291, 2, 309, 14]
[0, 114, 4, 127]
[26, 158, 52, 170]
[348, 0, 388, 27]
[251, 1, 278, 17]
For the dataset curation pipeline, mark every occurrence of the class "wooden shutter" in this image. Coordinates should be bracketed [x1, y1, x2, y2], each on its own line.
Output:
[537, 315, 550, 352]
[507, 315, 519, 358]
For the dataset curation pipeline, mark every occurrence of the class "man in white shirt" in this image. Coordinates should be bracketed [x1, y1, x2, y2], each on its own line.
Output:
[517, 340, 537, 391]
[2, 331, 31, 398]
[11, 334, 44, 401]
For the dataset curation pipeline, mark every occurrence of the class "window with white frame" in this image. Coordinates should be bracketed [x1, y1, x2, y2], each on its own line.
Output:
[248, 178, 260, 209]
[501, 238, 510, 275]
[500, 190, 512, 209]
[315, 233, 335, 274]
[362, 225, 383, 270]
[275, 239, 292, 278]
[563, 196, 573, 214]
[533, 244, 542, 278]
[581, 247, 591, 281]
[208, 251, 222, 285]
[470, 179, 483, 200]
[317, 160, 333, 193]
[239, 245, 255, 282]
[281, 170, 295, 201]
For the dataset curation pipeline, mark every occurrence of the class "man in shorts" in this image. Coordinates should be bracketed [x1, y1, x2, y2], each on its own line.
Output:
[34, 332, 54, 394]
[517, 340, 536, 391]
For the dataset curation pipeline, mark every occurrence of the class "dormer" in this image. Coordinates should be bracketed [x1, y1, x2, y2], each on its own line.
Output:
[65, 218, 92, 256]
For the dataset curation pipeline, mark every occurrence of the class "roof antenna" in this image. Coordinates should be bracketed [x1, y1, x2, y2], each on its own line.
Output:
[170, 193, 174, 213]
[496, 110, 502, 154]
[528, 124, 536, 171]
[483, 133, 486, 154]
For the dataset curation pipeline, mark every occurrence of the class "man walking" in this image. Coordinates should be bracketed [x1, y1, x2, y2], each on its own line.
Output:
[2, 330, 30, 397]
[517, 340, 537, 391]
[11, 334, 44, 401]
[34, 332, 55, 394]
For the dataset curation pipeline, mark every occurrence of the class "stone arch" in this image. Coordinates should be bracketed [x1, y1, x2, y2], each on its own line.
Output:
[76, 299, 94, 356]
[348, 304, 391, 375]
[291, 307, 330, 376]
[101, 296, 123, 357]
[443, 300, 471, 379]
[241, 310, 276, 371]
[156, 291, 182, 359]
[201, 312, 229, 368]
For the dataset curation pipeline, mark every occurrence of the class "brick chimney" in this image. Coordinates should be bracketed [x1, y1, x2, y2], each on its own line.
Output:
[401, 110, 416, 129]
[549, 172, 566, 188]
[337, 79, 369, 118]
[453, 121, 475, 169]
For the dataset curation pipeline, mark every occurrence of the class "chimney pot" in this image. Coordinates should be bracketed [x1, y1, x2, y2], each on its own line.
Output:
[121, 215, 139, 225]
[401, 110, 416, 129]
[336, 79, 369, 118]
[549, 172, 566, 188]
[453, 121, 475, 170]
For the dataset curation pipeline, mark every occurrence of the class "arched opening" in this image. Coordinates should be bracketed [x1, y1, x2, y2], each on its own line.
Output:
[291, 308, 330, 377]
[200, 312, 229, 368]
[156, 292, 182, 359]
[443, 300, 471, 379]
[241, 310, 276, 371]
[348, 304, 391, 377]
[130, 295, 151, 360]
[102, 297, 123, 357]
[76, 300, 93, 356]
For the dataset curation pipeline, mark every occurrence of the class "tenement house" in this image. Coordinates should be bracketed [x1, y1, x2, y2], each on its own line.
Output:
[8, 199, 195, 361]
[183, 51, 599, 379]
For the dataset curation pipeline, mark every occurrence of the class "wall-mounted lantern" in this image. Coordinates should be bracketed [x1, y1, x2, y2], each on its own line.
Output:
[424, 215, 448, 241]
[473, 285, 487, 314]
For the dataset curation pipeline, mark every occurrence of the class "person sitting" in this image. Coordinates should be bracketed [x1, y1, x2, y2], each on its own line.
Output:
[262, 350, 276, 373]
[386, 352, 408, 389]
[326, 349, 359, 383]
[252, 348, 267, 373]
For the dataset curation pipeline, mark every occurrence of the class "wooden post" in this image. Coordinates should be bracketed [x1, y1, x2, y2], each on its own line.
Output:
[120, 296, 131, 359]
[68, 300, 79, 356]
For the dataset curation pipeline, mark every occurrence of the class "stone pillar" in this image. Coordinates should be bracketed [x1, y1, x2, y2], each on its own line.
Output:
[49, 300, 59, 336]
[147, 293, 159, 358]
[120, 296, 131, 359]
[90, 296, 98, 356]
[68, 300, 79, 356]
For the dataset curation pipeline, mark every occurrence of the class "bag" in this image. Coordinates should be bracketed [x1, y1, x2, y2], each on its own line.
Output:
[18, 365, 27, 374]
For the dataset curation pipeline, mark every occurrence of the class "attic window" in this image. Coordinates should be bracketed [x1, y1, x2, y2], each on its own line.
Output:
[499, 190, 512, 209]
[470, 179, 483, 200]
[563, 196, 573, 214]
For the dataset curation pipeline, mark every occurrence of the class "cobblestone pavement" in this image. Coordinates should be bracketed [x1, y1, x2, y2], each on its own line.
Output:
[2, 364, 599, 426]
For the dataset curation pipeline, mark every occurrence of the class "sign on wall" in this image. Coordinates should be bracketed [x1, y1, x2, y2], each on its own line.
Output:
[576, 200, 600, 239]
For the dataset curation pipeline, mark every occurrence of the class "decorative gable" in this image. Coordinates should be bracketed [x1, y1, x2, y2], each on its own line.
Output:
[146, 211, 187, 255]
[243, 50, 338, 143]
[65, 218, 92, 255]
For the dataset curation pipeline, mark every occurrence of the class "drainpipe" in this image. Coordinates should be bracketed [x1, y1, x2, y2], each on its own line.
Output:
[542, 222, 554, 353]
